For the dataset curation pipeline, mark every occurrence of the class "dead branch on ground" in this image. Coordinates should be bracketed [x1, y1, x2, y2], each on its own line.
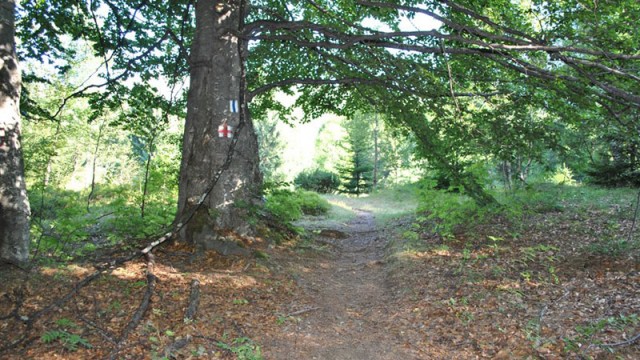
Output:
[184, 279, 200, 322]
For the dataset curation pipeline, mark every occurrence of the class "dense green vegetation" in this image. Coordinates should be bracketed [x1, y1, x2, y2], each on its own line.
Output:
[1, 0, 637, 263]
[2, 2, 638, 359]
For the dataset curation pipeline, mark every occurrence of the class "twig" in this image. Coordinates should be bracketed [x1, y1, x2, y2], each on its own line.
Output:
[78, 315, 117, 344]
[243, 261, 252, 271]
[191, 334, 234, 356]
[314, 238, 338, 247]
[599, 332, 640, 348]
[0, 332, 30, 354]
[286, 307, 320, 317]
[27, 270, 104, 324]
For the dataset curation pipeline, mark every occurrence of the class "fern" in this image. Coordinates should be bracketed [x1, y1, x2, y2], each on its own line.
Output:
[63, 333, 93, 351]
[41, 329, 92, 351]
[41, 330, 65, 344]
[54, 317, 77, 329]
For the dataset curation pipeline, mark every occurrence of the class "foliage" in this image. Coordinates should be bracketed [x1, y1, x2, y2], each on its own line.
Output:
[264, 189, 330, 223]
[548, 164, 576, 186]
[587, 160, 640, 188]
[417, 179, 488, 238]
[41, 319, 92, 351]
[294, 168, 340, 194]
[563, 314, 639, 356]
[255, 114, 286, 182]
[337, 113, 375, 196]
[18, 43, 182, 261]
[418, 179, 558, 239]
[587, 238, 639, 257]
[216, 337, 263, 360]
[14, 0, 640, 248]
[28, 184, 176, 260]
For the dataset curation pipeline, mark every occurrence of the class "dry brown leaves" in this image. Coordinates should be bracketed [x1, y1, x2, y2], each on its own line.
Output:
[0, 203, 638, 359]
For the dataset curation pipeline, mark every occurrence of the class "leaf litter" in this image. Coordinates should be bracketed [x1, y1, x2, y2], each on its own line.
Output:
[0, 196, 638, 359]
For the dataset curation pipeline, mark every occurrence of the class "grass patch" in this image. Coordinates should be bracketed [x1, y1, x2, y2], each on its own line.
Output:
[296, 183, 420, 230]
[265, 189, 331, 223]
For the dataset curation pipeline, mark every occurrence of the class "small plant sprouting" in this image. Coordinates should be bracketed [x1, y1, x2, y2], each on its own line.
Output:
[563, 314, 639, 356]
[233, 298, 249, 305]
[41, 330, 92, 351]
[217, 337, 263, 360]
[41, 317, 92, 351]
[54, 317, 77, 329]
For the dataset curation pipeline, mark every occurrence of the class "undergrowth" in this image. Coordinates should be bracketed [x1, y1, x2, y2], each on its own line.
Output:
[264, 188, 330, 223]
[417, 180, 639, 248]
[29, 184, 176, 262]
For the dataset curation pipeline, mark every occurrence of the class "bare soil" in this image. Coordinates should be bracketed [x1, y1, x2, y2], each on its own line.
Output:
[261, 210, 419, 359]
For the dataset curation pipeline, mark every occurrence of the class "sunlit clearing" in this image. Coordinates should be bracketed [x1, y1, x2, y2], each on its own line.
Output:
[210, 273, 257, 289]
[327, 198, 355, 212]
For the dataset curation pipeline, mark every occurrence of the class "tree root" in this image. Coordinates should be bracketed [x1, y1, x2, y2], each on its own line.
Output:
[286, 306, 320, 317]
[184, 279, 200, 322]
[108, 252, 158, 360]
[600, 332, 640, 348]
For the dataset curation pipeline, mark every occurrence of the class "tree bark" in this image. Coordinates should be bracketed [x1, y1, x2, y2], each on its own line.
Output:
[0, 0, 30, 265]
[175, 0, 262, 251]
[373, 113, 379, 188]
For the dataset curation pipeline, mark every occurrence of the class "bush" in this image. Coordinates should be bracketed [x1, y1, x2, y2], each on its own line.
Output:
[418, 182, 483, 238]
[294, 168, 340, 193]
[587, 161, 640, 187]
[265, 189, 331, 222]
[296, 190, 332, 215]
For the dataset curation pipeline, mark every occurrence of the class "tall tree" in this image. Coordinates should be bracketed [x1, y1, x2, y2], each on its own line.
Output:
[338, 113, 374, 195]
[177, 0, 261, 243]
[13, 0, 640, 250]
[175, 0, 262, 245]
[0, 0, 30, 264]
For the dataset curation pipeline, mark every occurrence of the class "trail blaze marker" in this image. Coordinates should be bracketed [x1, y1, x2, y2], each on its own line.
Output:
[230, 100, 238, 113]
[218, 122, 234, 138]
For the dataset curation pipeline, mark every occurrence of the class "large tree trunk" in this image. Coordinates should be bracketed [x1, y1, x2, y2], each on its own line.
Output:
[175, 0, 262, 253]
[0, 0, 30, 264]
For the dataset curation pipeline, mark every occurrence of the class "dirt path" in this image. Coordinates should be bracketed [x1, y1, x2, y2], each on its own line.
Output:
[263, 210, 418, 360]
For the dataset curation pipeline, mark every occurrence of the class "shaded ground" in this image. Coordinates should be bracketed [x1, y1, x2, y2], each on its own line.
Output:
[261, 210, 418, 359]
[1, 188, 639, 359]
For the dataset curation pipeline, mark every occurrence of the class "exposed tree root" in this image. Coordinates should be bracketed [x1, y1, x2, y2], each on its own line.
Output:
[286, 307, 321, 317]
[600, 332, 640, 348]
[184, 279, 200, 322]
[109, 252, 158, 360]
[164, 335, 192, 358]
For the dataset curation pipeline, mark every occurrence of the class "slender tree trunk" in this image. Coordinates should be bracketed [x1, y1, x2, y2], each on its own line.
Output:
[86, 121, 104, 211]
[373, 113, 379, 188]
[175, 0, 262, 250]
[140, 139, 154, 219]
[502, 161, 512, 190]
[0, 0, 30, 264]
[43, 122, 62, 188]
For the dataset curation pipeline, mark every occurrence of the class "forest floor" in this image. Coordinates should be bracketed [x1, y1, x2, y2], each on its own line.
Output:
[1, 187, 639, 359]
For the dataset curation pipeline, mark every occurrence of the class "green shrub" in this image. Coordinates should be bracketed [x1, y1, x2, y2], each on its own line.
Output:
[418, 185, 483, 238]
[296, 190, 331, 215]
[265, 189, 331, 222]
[264, 189, 304, 222]
[587, 160, 640, 187]
[294, 168, 340, 193]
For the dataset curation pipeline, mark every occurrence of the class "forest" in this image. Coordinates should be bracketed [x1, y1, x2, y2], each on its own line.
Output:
[0, 0, 639, 359]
